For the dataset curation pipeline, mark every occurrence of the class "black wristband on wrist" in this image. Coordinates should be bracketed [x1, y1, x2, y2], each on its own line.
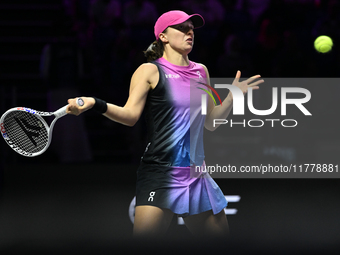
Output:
[92, 97, 107, 114]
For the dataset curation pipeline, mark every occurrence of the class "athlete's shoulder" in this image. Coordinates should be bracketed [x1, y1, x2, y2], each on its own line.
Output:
[139, 62, 159, 72]
[190, 61, 207, 70]
[196, 63, 210, 78]
[132, 62, 160, 88]
[134, 62, 159, 77]
[196, 62, 207, 70]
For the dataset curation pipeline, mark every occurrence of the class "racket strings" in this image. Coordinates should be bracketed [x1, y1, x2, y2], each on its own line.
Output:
[4, 111, 49, 154]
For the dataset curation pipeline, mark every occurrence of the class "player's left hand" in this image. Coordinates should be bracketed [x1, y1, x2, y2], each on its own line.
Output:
[230, 70, 264, 98]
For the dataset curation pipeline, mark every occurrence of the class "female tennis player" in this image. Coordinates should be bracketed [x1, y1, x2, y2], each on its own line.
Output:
[67, 10, 263, 239]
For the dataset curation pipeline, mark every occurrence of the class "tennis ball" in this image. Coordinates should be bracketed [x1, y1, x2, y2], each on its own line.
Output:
[314, 35, 333, 53]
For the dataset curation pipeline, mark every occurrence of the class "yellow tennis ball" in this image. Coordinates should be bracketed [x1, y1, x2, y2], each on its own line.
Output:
[314, 36, 333, 53]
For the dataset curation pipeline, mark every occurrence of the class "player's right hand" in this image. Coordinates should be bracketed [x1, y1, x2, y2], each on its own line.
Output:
[66, 97, 95, 116]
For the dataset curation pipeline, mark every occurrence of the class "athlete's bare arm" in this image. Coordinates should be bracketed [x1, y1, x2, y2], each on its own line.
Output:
[199, 64, 233, 131]
[67, 63, 159, 127]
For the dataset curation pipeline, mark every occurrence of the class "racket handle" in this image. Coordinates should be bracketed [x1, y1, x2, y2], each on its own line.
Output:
[54, 105, 68, 118]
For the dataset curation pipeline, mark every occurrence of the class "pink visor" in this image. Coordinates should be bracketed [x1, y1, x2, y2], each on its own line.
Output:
[154, 10, 205, 40]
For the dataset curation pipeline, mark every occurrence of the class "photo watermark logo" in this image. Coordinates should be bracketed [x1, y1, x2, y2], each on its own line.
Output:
[197, 79, 312, 128]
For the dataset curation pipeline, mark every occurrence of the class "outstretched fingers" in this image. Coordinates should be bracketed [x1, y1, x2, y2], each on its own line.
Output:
[248, 79, 264, 88]
[233, 70, 241, 83]
[246, 75, 261, 83]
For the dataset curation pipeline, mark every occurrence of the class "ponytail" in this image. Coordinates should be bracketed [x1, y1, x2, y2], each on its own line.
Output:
[144, 39, 164, 62]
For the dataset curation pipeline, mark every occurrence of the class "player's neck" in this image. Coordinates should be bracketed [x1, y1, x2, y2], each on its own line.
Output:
[162, 51, 190, 66]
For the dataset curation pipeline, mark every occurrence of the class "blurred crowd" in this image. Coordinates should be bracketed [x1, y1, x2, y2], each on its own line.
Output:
[33, 0, 340, 162]
[57, 0, 339, 100]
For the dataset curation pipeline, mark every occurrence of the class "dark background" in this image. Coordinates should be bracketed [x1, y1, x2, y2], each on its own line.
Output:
[1, 0, 340, 253]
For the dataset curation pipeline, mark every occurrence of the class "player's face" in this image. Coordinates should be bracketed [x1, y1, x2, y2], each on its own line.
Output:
[165, 20, 195, 54]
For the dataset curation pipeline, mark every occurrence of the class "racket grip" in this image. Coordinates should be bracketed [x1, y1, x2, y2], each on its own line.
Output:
[54, 105, 68, 118]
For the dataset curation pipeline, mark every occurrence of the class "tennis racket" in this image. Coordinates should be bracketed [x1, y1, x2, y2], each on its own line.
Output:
[0, 97, 84, 157]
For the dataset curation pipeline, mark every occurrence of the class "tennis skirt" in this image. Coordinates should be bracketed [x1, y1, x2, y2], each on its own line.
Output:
[135, 162, 228, 217]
